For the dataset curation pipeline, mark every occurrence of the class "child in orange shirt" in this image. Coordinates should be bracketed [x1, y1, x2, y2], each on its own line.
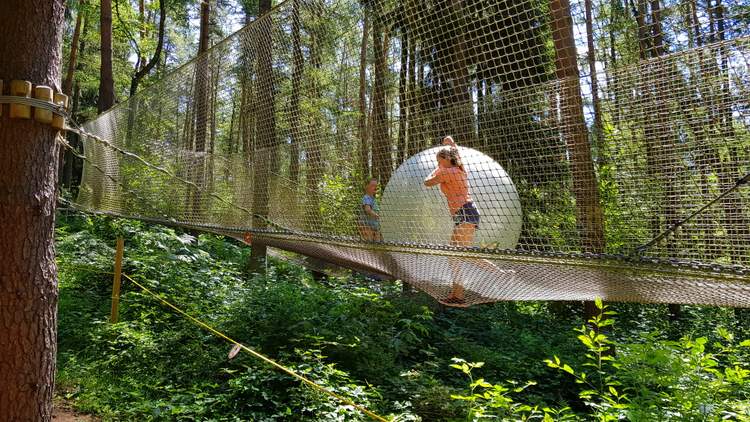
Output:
[424, 136, 480, 305]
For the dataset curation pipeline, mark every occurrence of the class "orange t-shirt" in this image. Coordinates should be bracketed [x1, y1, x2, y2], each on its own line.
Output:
[434, 166, 472, 215]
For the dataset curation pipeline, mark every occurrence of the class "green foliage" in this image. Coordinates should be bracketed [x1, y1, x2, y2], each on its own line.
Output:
[57, 216, 750, 421]
[449, 358, 569, 421]
[543, 299, 750, 421]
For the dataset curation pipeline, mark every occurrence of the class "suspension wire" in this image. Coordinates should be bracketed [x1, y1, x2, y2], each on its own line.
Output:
[635, 173, 750, 255]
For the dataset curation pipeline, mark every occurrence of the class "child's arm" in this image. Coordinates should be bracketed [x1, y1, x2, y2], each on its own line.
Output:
[363, 204, 379, 219]
[424, 167, 442, 187]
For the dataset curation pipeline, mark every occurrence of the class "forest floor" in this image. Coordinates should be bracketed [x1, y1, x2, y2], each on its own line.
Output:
[53, 397, 98, 421]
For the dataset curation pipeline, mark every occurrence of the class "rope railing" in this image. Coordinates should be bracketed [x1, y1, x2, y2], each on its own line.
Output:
[69, 0, 750, 307]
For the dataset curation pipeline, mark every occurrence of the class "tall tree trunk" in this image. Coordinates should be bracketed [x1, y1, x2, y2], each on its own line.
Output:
[189, 0, 211, 220]
[649, 0, 665, 57]
[248, 0, 278, 271]
[126, 0, 166, 150]
[98, 0, 115, 112]
[129, 0, 166, 97]
[139, 0, 146, 69]
[446, 0, 476, 147]
[358, 8, 370, 180]
[290, 0, 303, 184]
[639, 0, 683, 320]
[304, 19, 324, 233]
[607, 0, 620, 124]
[585, 0, 604, 163]
[60, 10, 88, 187]
[371, 17, 392, 185]
[194, 0, 211, 153]
[0, 1, 65, 420]
[406, 37, 419, 157]
[631, 0, 651, 60]
[397, 29, 408, 164]
[714, 0, 748, 266]
[550, 0, 606, 322]
[63, 4, 84, 96]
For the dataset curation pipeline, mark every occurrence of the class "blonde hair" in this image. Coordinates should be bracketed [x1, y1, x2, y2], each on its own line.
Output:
[437, 147, 465, 172]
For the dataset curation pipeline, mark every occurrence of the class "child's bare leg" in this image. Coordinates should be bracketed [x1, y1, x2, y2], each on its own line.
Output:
[446, 223, 476, 300]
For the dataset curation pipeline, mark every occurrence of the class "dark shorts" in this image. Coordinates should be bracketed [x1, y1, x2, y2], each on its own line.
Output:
[453, 202, 480, 228]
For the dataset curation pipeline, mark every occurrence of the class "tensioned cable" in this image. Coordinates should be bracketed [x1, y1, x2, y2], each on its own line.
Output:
[635, 173, 750, 255]
[0, 95, 69, 116]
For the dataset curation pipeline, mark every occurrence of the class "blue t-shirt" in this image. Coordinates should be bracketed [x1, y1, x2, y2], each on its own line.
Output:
[359, 194, 380, 229]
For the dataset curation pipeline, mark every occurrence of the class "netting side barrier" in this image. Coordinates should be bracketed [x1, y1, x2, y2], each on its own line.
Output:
[72, 0, 750, 306]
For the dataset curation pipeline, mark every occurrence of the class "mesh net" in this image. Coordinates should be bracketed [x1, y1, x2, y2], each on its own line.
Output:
[73, 0, 750, 307]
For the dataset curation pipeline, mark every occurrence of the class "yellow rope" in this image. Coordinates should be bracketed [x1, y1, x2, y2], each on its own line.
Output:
[56, 262, 389, 421]
[117, 271, 390, 422]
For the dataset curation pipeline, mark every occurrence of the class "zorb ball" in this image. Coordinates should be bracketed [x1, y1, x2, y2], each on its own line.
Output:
[380, 146, 522, 249]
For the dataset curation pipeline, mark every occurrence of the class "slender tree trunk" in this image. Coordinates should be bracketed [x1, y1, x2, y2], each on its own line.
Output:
[358, 8, 370, 180]
[304, 23, 324, 233]
[407, 38, 419, 157]
[0, 1, 65, 420]
[714, 0, 748, 266]
[188, 0, 211, 219]
[98, 0, 115, 112]
[447, 0, 476, 147]
[290, 0, 303, 184]
[397, 29, 408, 164]
[631, 0, 651, 60]
[248, 0, 277, 271]
[607, 0, 620, 124]
[139, 0, 146, 69]
[585, 0, 604, 163]
[63, 5, 84, 96]
[649, 0, 665, 57]
[371, 17, 392, 185]
[129, 0, 166, 97]
[60, 11, 87, 187]
[550, 0, 606, 322]
[194, 0, 211, 153]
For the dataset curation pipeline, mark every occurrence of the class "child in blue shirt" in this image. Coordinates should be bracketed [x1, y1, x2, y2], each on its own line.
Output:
[358, 178, 382, 241]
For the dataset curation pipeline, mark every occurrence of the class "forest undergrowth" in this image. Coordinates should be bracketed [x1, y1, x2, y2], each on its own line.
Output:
[55, 213, 750, 421]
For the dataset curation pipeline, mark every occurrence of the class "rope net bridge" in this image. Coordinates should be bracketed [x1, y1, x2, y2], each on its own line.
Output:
[70, 0, 750, 307]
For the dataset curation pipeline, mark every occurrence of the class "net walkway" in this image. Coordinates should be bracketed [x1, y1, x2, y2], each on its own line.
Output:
[71, 0, 750, 307]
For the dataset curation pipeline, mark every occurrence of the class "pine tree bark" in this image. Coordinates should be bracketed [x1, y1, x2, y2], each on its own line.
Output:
[0, 1, 65, 420]
[98, 0, 115, 112]
[550, 0, 605, 254]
